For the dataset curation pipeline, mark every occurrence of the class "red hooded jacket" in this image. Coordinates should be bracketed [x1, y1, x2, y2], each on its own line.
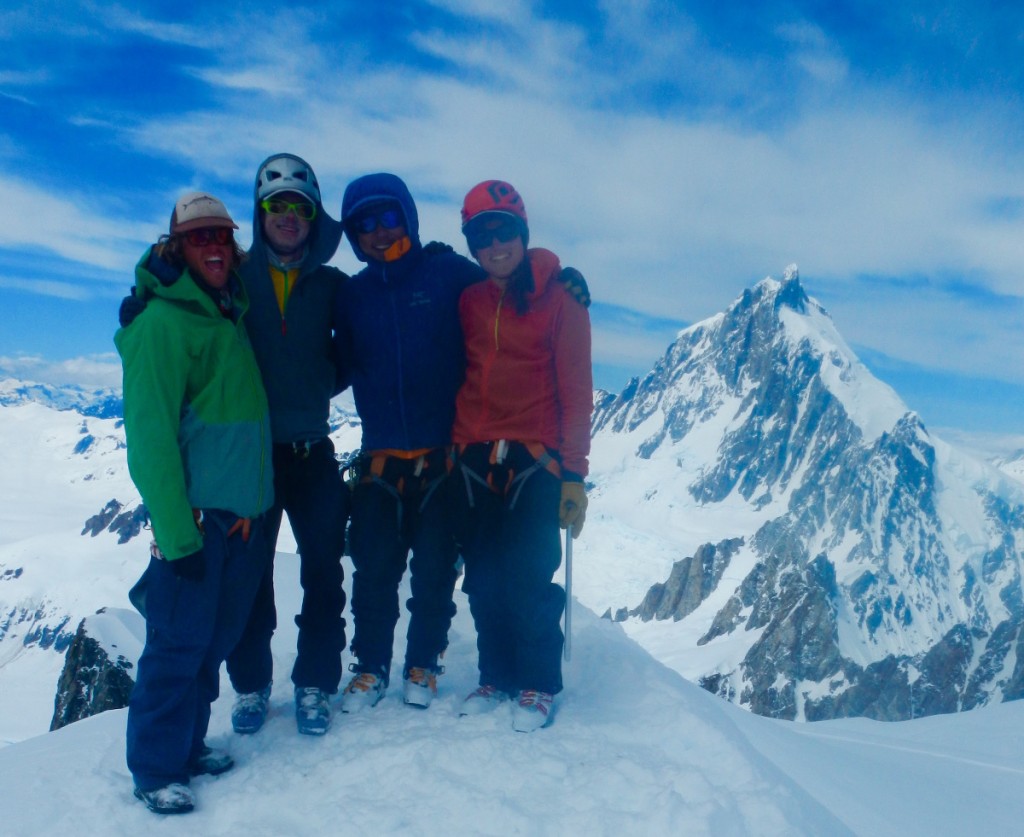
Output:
[452, 248, 592, 478]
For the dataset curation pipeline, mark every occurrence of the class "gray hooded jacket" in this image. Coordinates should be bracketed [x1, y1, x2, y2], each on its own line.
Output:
[241, 155, 348, 444]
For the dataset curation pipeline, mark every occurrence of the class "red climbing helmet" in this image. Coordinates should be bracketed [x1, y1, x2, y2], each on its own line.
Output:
[460, 180, 528, 229]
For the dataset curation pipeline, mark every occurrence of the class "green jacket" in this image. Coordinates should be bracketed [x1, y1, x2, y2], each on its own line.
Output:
[114, 248, 274, 560]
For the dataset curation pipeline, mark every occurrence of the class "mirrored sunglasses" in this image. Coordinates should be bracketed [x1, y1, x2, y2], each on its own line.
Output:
[353, 207, 403, 234]
[183, 227, 233, 247]
[466, 219, 521, 251]
[261, 199, 317, 221]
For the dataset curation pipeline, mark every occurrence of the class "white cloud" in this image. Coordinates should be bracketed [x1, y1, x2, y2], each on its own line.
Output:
[0, 177, 162, 276]
[0, 276, 92, 300]
[0, 352, 121, 389]
[93, 4, 217, 48]
[818, 280, 1024, 387]
[0, 69, 50, 86]
[776, 20, 850, 85]
[592, 321, 678, 370]
[422, 0, 532, 25]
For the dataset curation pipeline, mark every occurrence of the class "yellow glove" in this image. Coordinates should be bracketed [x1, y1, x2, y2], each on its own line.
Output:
[559, 481, 587, 538]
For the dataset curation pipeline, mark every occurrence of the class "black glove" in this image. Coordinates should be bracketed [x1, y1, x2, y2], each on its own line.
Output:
[560, 266, 591, 308]
[119, 288, 147, 327]
[422, 240, 455, 256]
[170, 549, 205, 582]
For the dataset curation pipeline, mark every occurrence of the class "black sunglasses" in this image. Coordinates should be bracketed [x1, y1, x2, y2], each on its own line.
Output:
[352, 207, 403, 234]
[465, 219, 521, 251]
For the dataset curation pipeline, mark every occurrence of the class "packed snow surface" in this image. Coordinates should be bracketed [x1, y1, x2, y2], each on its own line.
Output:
[2, 561, 1024, 836]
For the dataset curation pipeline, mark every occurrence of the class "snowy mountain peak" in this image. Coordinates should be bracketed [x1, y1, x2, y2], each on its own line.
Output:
[589, 269, 1024, 722]
[747, 267, 810, 315]
[594, 267, 906, 468]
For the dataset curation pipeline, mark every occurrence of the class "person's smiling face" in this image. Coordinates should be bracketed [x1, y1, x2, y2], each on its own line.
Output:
[473, 217, 525, 281]
[182, 228, 234, 289]
[353, 203, 407, 263]
[261, 190, 313, 261]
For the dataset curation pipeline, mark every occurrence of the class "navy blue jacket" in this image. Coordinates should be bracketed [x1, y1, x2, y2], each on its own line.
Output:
[334, 173, 483, 452]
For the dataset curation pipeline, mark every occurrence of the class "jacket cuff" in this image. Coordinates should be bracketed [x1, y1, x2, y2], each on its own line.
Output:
[562, 470, 584, 483]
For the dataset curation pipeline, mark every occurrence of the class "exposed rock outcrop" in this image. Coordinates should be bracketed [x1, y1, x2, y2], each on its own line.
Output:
[50, 608, 143, 731]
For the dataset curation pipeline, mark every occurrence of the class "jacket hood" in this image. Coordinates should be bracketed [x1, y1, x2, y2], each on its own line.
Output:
[248, 155, 343, 278]
[341, 172, 422, 263]
[525, 248, 561, 298]
[133, 247, 245, 317]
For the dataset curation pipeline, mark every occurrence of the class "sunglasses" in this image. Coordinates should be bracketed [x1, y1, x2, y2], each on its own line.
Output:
[352, 208, 403, 234]
[261, 199, 317, 221]
[465, 219, 521, 251]
[182, 227, 233, 247]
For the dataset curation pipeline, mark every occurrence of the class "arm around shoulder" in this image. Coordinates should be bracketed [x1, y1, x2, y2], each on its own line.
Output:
[559, 266, 591, 309]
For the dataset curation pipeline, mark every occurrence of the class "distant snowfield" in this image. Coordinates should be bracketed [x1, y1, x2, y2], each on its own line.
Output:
[0, 401, 133, 546]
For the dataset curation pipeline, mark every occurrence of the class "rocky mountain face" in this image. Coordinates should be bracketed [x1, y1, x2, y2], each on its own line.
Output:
[0, 604, 74, 653]
[82, 499, 147, 543]
[594, 268, 1024, 721]
[51, 609, 141, 731]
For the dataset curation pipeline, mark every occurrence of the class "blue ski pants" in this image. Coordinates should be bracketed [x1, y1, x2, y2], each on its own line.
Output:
[347, 449, 458, 684]
[126, 509, 270, 791]
[451, 442, 565, 696]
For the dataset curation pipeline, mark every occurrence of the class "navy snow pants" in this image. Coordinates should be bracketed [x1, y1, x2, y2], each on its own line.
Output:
[126, 509, 270, 791]
[347, 450, 458, 685]
[226, 438, 348, 694]
[451, 442, 565, 696]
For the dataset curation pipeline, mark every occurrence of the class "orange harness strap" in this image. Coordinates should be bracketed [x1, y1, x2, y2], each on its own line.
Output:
[361, 448, 448, 530]
[456, 440, 561, 509]
[364, 447, 435, 496]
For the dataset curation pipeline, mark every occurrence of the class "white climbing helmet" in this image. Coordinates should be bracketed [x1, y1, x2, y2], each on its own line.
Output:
[255, 153, 321, 205]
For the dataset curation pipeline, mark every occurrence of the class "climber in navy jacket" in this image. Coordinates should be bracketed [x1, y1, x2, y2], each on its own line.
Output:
[332, 172, 482, 711]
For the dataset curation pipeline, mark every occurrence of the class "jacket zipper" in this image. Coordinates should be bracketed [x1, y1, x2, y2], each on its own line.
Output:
[281, 270, 291, 336]
[477, 285, 506, 438]
[386, 265, 411, 448]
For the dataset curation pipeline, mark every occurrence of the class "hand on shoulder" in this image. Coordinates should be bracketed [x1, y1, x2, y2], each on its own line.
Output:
[559, 266, 591, 308]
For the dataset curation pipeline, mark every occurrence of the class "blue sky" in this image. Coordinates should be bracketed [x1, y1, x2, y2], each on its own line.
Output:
[2, 1, 1024, 434]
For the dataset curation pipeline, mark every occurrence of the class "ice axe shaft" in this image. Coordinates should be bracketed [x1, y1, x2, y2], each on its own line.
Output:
[564, 526, 573, 661]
